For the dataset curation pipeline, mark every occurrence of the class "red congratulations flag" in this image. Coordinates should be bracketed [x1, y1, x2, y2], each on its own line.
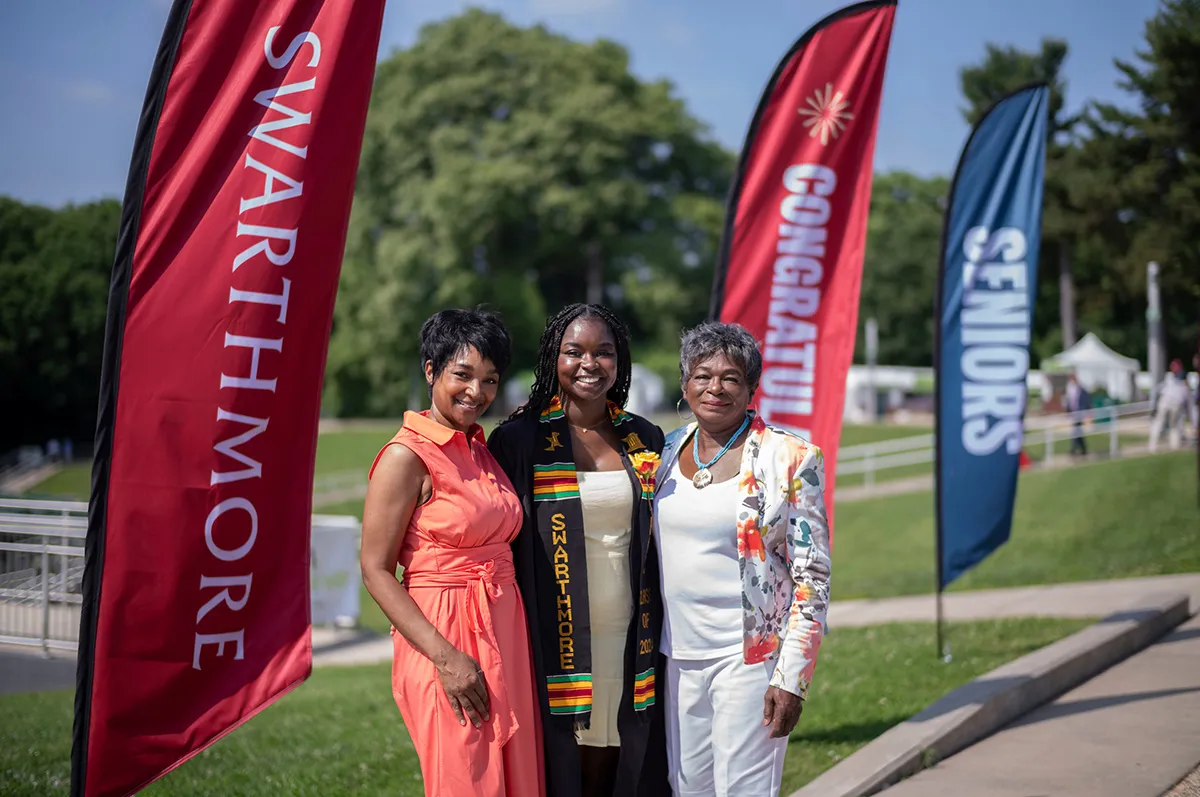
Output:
[710, 0, 897, 527]
[71, 1, 383, 794]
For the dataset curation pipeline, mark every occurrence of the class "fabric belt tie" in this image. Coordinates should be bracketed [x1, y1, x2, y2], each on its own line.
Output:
[404, 552, 518, 745]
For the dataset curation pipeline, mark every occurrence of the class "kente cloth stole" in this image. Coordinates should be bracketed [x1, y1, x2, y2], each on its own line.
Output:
[533, 397, 658, 729]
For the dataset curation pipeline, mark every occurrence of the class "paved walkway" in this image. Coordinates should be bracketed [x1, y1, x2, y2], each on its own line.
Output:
[0, 462, 62, 495]
[882, 611, 1200, 797]
[0, 645, 77, 695]
[829, 573, 1200, 628]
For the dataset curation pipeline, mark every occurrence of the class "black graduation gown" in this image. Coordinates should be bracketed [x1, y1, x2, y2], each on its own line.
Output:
[487, 412, 670, 797]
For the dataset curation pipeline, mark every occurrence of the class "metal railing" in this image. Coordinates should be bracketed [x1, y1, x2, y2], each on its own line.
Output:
[0, 498, 86, 653]
[838, 401, 1155, 487]
[1, 499, 362, 654]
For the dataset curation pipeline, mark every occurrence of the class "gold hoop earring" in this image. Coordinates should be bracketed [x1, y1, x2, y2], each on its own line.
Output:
[676, 397, 694, 421]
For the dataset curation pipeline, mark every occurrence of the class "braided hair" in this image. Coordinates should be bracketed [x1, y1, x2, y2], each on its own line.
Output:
[511, 303, 632, 420]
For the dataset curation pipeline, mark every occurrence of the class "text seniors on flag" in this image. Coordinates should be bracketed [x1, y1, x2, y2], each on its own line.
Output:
[710, 0, 898, 528]
[71, 1, 385, 795]
[933, 83, 1050, 653]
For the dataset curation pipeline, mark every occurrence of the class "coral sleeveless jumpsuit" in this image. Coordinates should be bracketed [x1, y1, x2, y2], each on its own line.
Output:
[370, 410, 544, 796]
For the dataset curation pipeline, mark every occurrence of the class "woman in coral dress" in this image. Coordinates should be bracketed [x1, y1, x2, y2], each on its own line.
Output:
[360, 308, 544, 797]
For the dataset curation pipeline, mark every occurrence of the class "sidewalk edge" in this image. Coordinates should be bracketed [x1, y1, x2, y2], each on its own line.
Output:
[788, 592, 1192, 797]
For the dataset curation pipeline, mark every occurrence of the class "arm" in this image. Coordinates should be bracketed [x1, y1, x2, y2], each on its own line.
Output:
[360, 444, 490, 727]
[771, 442, 832, 699]
[762, 441, 832, 737]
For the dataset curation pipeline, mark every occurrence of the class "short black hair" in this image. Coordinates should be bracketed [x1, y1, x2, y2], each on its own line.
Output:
[419, 307, 512, 379]
[510, 303, 632, 420]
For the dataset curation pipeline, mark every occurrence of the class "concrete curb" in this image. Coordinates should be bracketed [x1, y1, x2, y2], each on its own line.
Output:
[788, 592, 1192, 797]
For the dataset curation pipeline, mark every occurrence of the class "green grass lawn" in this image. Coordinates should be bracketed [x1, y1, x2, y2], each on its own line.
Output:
[21, 421, 934, 500]
[21, 464, 92, 499]
[832, 450, 1200, 599]
[332, 448, 1197, 636]
[0, 665, 421, 797]
[0, 617, 1088, 796]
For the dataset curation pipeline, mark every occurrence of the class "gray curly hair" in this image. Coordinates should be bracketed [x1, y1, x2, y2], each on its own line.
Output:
[678, 321, 763, 392]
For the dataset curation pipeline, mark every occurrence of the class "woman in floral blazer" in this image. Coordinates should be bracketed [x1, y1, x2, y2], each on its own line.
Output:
[652, 321, 832, 797]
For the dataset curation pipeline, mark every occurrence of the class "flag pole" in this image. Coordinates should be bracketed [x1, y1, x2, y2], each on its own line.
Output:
[930, 82, 1049, 662]
[932, 131, 951, 663]
[936, 587, 945, 659]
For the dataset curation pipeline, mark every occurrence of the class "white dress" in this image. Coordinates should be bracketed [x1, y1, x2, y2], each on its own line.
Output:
[574, 469, 634, 748]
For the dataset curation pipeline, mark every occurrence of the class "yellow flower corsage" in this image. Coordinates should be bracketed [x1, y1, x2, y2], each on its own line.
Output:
[628, 450, 662, 494]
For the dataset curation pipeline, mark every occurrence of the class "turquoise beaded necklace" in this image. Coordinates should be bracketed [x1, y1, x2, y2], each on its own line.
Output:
[691, 412, 752, 488]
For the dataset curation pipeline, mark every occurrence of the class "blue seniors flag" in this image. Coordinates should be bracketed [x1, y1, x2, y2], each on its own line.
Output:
[935, 84, 1050, 589]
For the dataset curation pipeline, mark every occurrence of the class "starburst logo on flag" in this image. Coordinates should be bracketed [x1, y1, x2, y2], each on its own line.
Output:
[798, 83, 854, 146]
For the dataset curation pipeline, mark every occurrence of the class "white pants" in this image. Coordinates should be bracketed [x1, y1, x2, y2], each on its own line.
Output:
[666, 652, 788, 797]
[1149, 404, 1185, 452]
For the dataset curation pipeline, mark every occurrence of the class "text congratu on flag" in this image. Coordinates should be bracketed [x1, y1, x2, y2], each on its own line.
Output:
[759, 164, 837, 440]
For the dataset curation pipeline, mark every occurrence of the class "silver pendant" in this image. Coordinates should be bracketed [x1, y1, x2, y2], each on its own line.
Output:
[692, 467, 713, 489]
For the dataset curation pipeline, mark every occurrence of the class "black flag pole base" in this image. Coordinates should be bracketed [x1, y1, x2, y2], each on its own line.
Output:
[935, 589, 952, 663]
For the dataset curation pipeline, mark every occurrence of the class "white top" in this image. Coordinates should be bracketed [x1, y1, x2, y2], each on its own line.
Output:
[1159, 373, 1191, 410]
[577, 470, 634, 636]
[653, 458, 743, 659]
[576, 469, 634, 748]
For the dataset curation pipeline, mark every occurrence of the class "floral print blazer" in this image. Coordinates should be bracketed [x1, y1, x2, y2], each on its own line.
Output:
[656, 412, 832, 699]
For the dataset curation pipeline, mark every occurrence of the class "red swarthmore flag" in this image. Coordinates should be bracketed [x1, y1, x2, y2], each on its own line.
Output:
[710, 0, 897, 530]
[72, 1, 384, 794]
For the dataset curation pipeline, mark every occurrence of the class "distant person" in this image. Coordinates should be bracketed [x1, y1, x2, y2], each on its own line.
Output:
[359, 308, 544, 797]
[488, 303, 669, 797]
[45, 438, 61, 462]
[63, 439, 74, 463]
[1150, 359, 1191, 452]
[1185, 355, 1195, 436]
[1064, 373, 1091, 457]
[655, 322, 831, 797]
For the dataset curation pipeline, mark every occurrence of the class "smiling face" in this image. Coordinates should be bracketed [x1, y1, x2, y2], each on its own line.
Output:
[556, 315, 618, 405]
[425, 346, 499, 432]
[683, 350, 753, 432]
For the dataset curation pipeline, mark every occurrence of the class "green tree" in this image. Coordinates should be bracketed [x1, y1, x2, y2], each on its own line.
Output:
[856, 171, 949, 366]
[958, 38, 1084, 358]
[0, 198, 119, 451]
[1079, 0, 1200, 366]
[325, 10, 731, 416]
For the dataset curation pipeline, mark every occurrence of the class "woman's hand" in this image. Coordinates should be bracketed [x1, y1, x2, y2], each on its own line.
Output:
[435, 646, 491, 728]
[762, 685, 803, 738]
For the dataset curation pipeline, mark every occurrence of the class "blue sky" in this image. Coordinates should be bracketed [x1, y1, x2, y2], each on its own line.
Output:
[0, 0, 1159, 208]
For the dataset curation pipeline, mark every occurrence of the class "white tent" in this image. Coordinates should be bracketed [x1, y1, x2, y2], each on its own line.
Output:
[1042, 332, 1141, 401]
